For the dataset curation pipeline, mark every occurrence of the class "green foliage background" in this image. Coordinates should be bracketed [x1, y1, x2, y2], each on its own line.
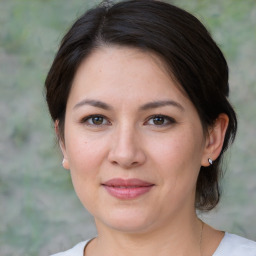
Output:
[0, 0, 255, 255]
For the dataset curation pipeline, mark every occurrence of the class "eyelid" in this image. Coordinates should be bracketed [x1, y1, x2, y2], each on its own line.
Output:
[79, 114, 175, 127]
[144, 114, 176, 126]
[80, 114, 111, 126]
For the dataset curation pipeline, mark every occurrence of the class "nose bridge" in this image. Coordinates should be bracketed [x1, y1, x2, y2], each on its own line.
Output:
[113, 121, 138, 157]
[108, 121, 145, 168]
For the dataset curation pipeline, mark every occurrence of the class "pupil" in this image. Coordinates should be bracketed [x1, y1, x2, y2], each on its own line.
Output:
[153, 116, 164, 125]
[93, 116, 103, 125]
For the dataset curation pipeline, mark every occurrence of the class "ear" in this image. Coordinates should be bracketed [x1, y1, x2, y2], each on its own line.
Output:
[201, 113, 229, 167]
[55, 120, 70, 170]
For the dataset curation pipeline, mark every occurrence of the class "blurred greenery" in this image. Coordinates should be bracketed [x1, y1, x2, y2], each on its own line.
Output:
[1, 0, 256, 255]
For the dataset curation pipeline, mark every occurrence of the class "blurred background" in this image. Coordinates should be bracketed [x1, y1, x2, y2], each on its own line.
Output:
[0, 0, 255, 255]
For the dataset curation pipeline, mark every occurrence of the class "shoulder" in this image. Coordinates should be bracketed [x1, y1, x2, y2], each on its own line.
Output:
[50, 240, 90, 256]
[213, 232, 256, 256]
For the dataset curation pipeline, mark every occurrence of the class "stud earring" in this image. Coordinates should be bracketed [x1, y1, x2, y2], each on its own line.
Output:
[208, 158, 213, 165]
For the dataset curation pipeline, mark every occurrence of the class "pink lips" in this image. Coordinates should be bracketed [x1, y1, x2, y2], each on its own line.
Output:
[102, 178, 154, 200]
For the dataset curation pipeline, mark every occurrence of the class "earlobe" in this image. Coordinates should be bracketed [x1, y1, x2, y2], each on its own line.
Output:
[202, 113, 229, 166]
[62, 158, 70, 170]
[55, 120, 70, 170]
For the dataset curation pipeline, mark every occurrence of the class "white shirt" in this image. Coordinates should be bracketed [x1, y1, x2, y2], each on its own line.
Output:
[213, 233, 256, 256]
[51, 233, 256, 256]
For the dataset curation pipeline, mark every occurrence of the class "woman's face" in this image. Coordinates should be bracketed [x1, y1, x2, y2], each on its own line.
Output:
[61, 46, 210, 233]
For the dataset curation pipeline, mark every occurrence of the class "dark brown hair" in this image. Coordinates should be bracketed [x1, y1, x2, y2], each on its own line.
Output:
[45, 0, 237, 211]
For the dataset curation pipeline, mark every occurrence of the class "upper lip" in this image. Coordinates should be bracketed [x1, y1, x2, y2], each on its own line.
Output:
[102, 178, 154, 187]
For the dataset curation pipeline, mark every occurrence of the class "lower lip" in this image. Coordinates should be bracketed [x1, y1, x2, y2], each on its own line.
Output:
[103, 185, 154, 200]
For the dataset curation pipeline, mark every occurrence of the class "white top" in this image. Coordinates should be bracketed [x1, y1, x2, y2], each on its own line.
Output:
[51, 233, 256, 256]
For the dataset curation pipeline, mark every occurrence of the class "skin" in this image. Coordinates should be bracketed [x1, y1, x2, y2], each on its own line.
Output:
[58, 46, 228, 256]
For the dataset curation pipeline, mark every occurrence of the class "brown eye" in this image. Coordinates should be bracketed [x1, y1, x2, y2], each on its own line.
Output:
[92, 116, 104, 125]
[82, 115, 110, 126]
[153, 116, 165, 125]
[145, 115, 176, 126]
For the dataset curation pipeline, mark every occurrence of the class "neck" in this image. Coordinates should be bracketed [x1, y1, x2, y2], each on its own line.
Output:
[88, 213, 203, 256]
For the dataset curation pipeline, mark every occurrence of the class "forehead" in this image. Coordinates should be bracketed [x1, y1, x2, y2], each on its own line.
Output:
[75, 46, 169, 79]
[71, 46, 186, 99]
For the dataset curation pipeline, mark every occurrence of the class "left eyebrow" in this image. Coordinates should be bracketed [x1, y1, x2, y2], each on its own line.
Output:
[139, 100, 184, 111]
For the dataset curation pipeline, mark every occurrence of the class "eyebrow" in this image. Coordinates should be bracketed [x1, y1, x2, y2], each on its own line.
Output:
[73, 99, 184, 111]
[139, 100, 184, 111]
[73, 99, 112, 110]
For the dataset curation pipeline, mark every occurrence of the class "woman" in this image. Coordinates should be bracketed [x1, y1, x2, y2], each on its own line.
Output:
[45, 0, 256, 255]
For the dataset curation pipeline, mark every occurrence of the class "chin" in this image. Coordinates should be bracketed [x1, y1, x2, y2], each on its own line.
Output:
[96, 209, 156, 234]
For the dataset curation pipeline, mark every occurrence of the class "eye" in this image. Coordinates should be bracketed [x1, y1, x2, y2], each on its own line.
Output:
[81, 115, 110, 126]
[145, 115, 176, 126]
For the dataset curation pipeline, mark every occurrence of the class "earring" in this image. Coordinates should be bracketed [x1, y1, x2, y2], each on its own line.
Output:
[208, 158, 213, 165]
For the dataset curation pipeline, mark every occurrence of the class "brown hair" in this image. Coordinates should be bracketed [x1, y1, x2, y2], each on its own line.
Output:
[45, 0, 237, 211]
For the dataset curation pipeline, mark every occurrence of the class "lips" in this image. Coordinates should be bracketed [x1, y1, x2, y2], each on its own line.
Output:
[102, 178, 154, 200]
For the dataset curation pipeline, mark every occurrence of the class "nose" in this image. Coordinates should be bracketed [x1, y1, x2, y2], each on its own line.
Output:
[107, 124, 146, 169]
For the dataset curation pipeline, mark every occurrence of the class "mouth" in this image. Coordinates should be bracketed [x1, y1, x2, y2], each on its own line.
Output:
[102, 178, 155, 200]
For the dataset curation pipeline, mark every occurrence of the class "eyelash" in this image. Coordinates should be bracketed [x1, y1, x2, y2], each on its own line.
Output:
[80, 115, 111, 126]
[145, 115, 176, 127]
[80, 114, 176, 127]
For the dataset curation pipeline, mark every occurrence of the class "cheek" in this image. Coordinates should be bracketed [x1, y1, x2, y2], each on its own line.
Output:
[152, 135, 203, 210]
[152, 131, 202, 166]
[65, 130, 108, 172]
[66, 137, 107, 213]
[64, 133, 107, 191]
[151, 130, 204, 188]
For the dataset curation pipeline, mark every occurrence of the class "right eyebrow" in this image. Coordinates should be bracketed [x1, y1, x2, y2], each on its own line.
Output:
[73, 99, 113, 110]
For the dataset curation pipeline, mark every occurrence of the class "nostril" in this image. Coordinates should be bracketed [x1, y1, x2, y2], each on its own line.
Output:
[107, 139, 146, 168]
[111, 160, 118, 165]
[110, 159, 138, 168]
